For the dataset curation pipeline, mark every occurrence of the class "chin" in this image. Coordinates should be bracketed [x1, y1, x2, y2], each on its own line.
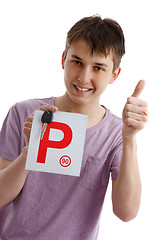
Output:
[68, 93, 91, 106]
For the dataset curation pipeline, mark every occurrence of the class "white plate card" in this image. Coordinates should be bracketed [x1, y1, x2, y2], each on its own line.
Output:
[25, 110, 87, 177]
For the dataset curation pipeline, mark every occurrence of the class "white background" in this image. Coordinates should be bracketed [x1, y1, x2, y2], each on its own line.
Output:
[0, 0, 159, 239]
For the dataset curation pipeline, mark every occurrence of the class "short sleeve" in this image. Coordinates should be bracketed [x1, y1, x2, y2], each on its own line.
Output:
[0, 97, 55, 161]
[0, 104, 23, 161]
[110, 140, 123, 181]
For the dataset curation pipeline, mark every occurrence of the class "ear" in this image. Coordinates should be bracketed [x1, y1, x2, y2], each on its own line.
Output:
[109, 67, 121, 84]
[62, 51, 65, 69]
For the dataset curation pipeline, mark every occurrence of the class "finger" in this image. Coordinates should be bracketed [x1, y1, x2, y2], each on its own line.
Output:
[131, 80, 145, 98]
[31, 112, 35, 117]
[25, 116, 34, 123]
[127, 112, 148, 123]
[39, 105, 58, 112]
[125, 103, 148, 116]
[24, 121, 32, 128]
[23, 126, 31, 138]
[127, 97, 148, 108]
[126, 118, 145, 130]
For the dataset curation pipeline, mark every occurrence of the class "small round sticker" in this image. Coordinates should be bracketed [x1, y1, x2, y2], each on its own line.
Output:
[59, 155, 71, 167]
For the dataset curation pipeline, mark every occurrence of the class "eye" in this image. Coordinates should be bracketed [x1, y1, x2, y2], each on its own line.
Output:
[73, 60, 82, 65]
[95, 66, 104, 71]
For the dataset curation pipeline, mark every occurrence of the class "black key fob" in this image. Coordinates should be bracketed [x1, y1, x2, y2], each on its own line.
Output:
[41, 110, 53, 124]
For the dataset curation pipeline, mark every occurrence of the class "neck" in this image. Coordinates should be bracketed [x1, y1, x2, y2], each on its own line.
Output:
[55, 93, 99, 113]
[54, 93, 106, 128]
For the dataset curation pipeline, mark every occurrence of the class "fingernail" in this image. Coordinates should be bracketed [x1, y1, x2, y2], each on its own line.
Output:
[144, 110, 148, 115]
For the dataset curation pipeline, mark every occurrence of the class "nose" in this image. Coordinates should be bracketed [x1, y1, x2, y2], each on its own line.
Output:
[78, 67, 91, 84]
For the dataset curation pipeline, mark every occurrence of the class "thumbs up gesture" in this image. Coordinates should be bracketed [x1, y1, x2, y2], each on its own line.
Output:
[122, 80, 148, 138]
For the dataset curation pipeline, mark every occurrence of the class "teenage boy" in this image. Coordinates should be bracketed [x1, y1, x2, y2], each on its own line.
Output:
[0, 16, 148, 240]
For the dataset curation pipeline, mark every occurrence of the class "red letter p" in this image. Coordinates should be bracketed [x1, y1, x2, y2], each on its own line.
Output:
[37, 122, 73, 164]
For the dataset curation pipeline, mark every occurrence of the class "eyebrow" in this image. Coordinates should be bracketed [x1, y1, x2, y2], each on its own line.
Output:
[71, 55, 108, 68]
[94, 62, 108, 68]
[71, 55, 82, 61]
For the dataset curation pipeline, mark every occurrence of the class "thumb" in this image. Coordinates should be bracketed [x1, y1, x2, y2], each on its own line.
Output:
[131, 80, 145, 98]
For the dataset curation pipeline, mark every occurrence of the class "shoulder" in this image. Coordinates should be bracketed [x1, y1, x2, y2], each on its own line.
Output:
[7, 96, 54, 126]
[99, 109, 123, 148]
[85, 108, 123, 160]
[105, 110, 123, 151]
[14, 97, 54, 111]
[86, 108, 123, 144]
[107, 109, 123, 127]
[102, 108, 123, 134]
[10, 97, 54, 116]
[87, 107, 122, 136]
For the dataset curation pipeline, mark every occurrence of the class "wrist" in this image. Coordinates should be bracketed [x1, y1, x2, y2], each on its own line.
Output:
[122, 133, 136, 143]
[21, 147, 29, 174]
[122, 124, 137, 142]
[22, 146, 28, 157]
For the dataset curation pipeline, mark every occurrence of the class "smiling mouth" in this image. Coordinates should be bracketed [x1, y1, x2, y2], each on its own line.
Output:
[74, 84, 93, 92]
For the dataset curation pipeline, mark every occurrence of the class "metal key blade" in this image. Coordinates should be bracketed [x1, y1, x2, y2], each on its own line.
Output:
[40, 123, 47, 140]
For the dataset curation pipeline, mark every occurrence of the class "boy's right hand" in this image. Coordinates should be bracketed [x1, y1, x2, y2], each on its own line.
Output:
[23, 105, 58, 146]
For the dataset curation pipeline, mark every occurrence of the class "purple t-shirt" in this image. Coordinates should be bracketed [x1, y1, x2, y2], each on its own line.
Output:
[0, 97, 123, 240]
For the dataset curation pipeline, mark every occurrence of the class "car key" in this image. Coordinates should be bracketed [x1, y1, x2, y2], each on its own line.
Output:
[40, 110, 53, 140]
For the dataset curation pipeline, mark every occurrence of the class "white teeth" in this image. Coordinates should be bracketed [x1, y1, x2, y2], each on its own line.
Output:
[75, 85, 92, 92]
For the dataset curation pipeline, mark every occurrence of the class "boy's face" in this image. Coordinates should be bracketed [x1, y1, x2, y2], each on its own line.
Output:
[62, 40, 120, 106]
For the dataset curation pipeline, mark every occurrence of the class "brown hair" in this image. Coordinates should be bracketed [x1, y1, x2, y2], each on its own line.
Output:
[64, 15, 125, 72]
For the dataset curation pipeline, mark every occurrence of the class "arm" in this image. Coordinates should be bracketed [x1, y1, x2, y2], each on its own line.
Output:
[0, 111, 34, 208]
[112, 136, 141, 222]
[0, 105, 58, 209]
[112, 80, 148, 222]
[0, 148, 29, 208]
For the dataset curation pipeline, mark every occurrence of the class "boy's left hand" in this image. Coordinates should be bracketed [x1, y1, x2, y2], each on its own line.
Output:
[122, 80, 148, 138]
